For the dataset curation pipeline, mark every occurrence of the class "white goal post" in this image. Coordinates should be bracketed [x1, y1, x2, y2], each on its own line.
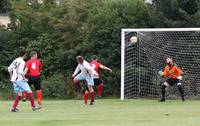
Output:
[121, 28, 200, 100]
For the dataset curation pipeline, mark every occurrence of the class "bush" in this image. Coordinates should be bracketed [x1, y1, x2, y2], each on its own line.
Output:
[42, 73, 74, 99]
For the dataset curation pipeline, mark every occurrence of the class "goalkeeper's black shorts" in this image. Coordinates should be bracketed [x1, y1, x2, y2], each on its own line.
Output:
[166, 78, 180, 86]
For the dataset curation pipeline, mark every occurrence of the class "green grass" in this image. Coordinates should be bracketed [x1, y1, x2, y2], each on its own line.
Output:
[0, 99, 200, 126]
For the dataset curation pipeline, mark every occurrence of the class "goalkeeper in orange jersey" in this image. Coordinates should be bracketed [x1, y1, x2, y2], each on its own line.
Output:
[159, 57, 185, 102]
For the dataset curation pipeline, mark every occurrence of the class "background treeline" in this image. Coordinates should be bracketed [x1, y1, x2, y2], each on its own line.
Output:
[0, 0, 200, 99]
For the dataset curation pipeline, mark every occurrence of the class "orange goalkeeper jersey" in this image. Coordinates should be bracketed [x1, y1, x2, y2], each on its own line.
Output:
[162, 64, 182, 79]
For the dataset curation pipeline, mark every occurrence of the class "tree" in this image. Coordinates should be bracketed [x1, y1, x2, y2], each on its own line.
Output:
[0, 0, 10, 14]
[1, 0, 200, 99]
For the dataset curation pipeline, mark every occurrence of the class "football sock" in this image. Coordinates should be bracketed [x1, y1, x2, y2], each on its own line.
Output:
[23, 91, 27, 99]
[27, 92, 35, 108]
[84, 92, 89, 105]
[178, 85, 185, 101]
[13, 96, 21, 109]
[161, 85, 166, 101]
[98, 84, 103, 97]
[90, 91, 95, 102]
[36, 90, 42, 105]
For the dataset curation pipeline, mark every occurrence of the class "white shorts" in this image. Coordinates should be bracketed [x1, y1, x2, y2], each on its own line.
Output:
[75, 73, 94, 86]
[13, 80, 31, 93]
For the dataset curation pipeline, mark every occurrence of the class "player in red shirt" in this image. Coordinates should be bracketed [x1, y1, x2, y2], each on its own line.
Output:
[23, 51, 42, 108]
[84, 55, 112, 105]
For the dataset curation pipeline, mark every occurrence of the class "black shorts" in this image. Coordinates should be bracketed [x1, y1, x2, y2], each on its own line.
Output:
[27, 75, 41, 90]
[166, 78, 180, 86]
[94, 78, 103, 86]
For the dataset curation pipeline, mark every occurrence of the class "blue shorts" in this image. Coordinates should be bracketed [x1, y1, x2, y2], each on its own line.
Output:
[75, 74, 94, 86]
[13, 80, 31, 93]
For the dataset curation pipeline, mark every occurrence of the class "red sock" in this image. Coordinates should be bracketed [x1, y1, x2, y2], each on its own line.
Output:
[23, 91, 27, 99]
[13, 96, 21, 109]
[90, 92, 95, 102]
[27, 92, 35, 108]
[36, 90, 42, 105]
[98, 84, 103, 97]
[84, 92, 89, 105]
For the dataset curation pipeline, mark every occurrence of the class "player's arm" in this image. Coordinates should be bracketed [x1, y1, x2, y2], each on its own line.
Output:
[174, 65, 183, 80]
[72, 64, 80, 78]
[8, 69, 13, 81]
[23, 67, 28, 75]
[39, 60, 42, 71]
[175, 65, 182, 75]
[89, 68, 99, 77]
[177, 66, 182, 75]
[85, 63, 99, 77]
[23, 61, 29, 76]
[19, 62, 27, 80]
[161, 66, 169, 78]
[8, 71, 13, 81]
[99, 64, 112, 73]
[8, 62, 14, 81]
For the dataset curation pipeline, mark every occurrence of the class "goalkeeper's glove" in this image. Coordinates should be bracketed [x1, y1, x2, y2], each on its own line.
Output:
[158, 71, 165, 78]
[177, 76, 182, 80]
[158, 70, 163, 76]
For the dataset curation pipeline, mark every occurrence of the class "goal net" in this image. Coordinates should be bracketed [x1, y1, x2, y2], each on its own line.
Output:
[121, 28, 200, 100]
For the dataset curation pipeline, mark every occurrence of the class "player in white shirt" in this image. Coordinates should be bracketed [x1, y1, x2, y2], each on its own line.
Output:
[72, 56, 98, 105]
[8, 48, 37, 112]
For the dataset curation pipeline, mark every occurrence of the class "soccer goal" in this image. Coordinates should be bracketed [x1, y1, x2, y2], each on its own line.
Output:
[121, 28, 200, 100]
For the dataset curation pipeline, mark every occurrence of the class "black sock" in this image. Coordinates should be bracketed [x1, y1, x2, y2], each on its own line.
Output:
[161, 85, 166, 100]
[178, 85, 185, 101]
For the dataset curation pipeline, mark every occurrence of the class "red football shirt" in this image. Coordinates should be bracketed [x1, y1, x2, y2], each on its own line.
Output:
[25, 58, 42, 76]
[90, 60, 102, 74]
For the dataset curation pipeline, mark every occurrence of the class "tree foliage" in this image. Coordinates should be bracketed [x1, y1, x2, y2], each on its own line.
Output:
[1, 0, 200, 99]
[0, 0, 10, 14]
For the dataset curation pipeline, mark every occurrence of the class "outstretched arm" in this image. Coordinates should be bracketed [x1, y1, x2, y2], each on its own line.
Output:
[100, 65, 112, 73]
[18, 62, 28, 81]
[8, 62, 13, 81]
[72, 64, 80, 78]
[8, 71, 13, 81]
[24, 67, 28, 76]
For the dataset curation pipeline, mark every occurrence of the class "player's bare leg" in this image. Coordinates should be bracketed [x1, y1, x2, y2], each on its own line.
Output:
[73, 78, 82, 95]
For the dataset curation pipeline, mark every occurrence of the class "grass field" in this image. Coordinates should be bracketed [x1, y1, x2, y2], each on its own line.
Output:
[0, 99, 199, 126]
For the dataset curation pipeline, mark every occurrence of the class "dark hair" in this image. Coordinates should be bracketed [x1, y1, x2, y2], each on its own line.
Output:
[30, 51, 37, 57]
[92, 55, 97, 60]
[76, 56, 84, 63]
[19, 47, 26, 57]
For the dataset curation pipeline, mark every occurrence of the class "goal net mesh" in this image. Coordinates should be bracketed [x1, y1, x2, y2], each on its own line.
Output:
[123, 29, 200, 99]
